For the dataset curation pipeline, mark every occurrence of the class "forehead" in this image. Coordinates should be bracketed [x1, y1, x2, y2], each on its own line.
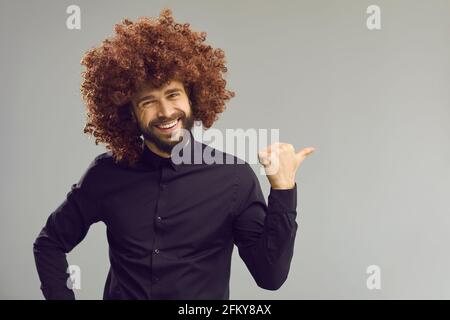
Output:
[135, 79, 185, 96]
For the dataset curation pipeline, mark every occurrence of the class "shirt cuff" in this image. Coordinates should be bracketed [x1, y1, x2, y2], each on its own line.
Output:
[267, 183, 298, 215]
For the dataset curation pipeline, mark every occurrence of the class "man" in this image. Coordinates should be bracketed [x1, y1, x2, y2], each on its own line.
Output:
[33, 8, 315, 300]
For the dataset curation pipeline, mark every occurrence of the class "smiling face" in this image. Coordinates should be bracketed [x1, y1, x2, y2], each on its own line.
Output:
[130, 79, 194, 157]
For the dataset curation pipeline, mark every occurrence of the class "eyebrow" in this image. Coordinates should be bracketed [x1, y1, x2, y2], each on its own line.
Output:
[135, 88, 183, 105]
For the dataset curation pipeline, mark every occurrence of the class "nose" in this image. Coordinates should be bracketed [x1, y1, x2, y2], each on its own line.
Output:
[156, 99, 176, 119]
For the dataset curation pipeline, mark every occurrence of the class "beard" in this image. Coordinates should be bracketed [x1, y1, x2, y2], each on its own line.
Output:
[138, 111, 194, 154]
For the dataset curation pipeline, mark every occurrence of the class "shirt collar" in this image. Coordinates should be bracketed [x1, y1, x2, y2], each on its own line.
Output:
[141, 129, 200, 171]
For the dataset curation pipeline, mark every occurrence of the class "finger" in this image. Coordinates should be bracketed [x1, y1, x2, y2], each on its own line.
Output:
[258, 151, 271, 166]
[295, 147, 315, 163]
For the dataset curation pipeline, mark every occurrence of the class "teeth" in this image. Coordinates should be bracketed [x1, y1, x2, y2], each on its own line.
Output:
[157, 119, 178, 129]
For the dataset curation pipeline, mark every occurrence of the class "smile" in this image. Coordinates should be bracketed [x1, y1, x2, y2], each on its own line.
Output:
[154, 118, 181, 132]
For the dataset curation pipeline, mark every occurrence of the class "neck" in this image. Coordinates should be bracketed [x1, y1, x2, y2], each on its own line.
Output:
[144, 140, 171, 158]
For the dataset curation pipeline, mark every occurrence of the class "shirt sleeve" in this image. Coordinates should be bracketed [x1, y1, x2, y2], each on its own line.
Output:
[33, 157, 104, 300]
[232, 163, 298, 290]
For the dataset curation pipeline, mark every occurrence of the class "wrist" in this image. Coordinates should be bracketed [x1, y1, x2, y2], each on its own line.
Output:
[270, 180, 296, 190]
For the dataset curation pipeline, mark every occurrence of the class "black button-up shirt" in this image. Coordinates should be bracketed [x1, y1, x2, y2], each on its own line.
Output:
[33, 131, 299, 300]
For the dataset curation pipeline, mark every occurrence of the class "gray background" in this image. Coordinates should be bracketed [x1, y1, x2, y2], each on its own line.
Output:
[1, 0, 449, 299]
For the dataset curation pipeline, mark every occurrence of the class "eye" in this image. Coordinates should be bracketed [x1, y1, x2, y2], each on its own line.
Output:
[141, 100, 155, 107]
[168, 93, 179, 98]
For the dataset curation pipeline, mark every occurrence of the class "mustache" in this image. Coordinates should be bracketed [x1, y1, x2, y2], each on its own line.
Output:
[151, 111, 185, 127]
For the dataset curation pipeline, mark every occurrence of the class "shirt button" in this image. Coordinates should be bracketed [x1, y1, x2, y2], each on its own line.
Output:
[156, 216, 162, 222]
[154, 248, 160, 254]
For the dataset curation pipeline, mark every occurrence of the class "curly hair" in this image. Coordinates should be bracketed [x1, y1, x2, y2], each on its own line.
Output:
[80, 8, 235, 166]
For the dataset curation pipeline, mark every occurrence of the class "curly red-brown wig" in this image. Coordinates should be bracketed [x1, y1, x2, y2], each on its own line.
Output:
[80, 8, 235, 166]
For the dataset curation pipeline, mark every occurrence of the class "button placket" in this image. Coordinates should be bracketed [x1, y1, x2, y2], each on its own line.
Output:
[151, 166, 171, 293]
[150, 169, 165, 292]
